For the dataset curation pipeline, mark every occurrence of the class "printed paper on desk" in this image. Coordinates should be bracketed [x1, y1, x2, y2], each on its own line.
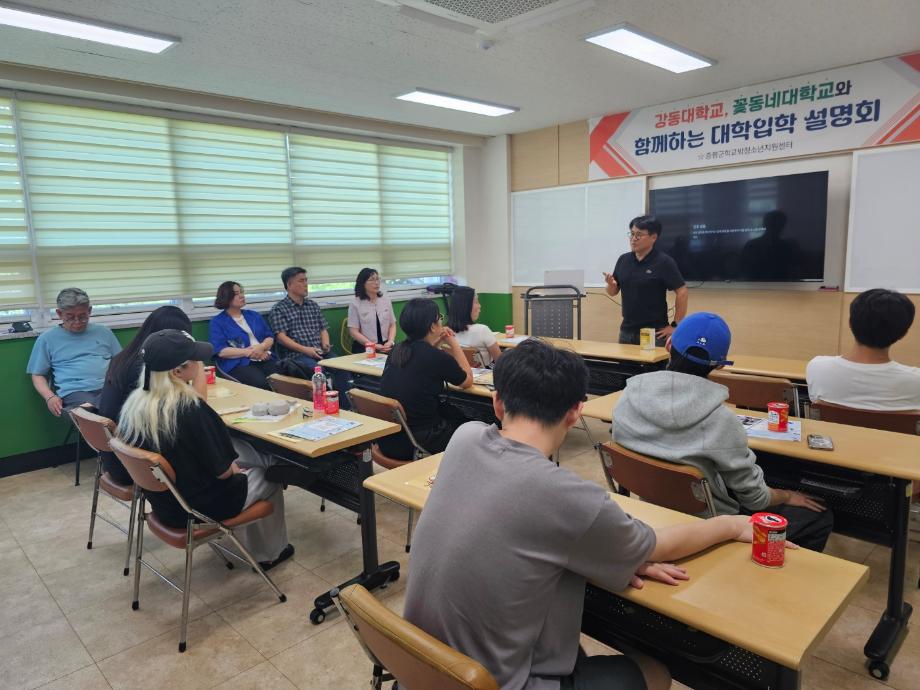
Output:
[278, 417, 362, 442]
[354, 357, 388, 369]
[502, 336, 531, 344]
[737, 415, 802, 442]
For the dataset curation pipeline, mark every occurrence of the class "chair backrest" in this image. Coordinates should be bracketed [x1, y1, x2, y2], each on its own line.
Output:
[109, 437, 175, 493]
[522, 285, 582, 339]
[334, 585, 499, 690]
[347, 388, 429, 458]
[709, 371, 793, 411]
[811, 400, 920, 435]
[339, 318, 353, 354]
[460, 347, 480, 368]
[267, 373, 314, 401]
[598, 442, 716, 517]
[69, 406, 116, 453]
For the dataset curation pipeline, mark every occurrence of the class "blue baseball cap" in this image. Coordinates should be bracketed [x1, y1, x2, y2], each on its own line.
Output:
[670, 313, 734, 367]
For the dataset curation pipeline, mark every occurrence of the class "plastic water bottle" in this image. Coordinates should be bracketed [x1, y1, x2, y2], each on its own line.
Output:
[311, 366, 326, 413]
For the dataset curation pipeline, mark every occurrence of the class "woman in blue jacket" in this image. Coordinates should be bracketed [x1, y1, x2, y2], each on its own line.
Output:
[209, 281, 279, 389]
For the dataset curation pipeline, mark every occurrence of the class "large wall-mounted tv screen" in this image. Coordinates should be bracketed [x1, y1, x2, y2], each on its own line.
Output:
[649, 171, 828, 282]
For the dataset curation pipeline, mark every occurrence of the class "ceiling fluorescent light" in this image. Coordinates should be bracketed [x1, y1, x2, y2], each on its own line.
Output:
[584, 23, 713, 73]
[0, 3, 178, 53]
[397, 89, 518, 117]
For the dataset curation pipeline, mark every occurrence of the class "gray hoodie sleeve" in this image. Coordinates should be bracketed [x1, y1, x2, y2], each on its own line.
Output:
[705, 406, 771, 511]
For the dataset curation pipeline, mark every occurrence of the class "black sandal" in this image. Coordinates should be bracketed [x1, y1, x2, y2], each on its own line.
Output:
[259, 543, 294, 572]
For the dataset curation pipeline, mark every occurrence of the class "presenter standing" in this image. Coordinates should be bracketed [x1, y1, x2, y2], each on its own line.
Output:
[604, 215, 688, 346]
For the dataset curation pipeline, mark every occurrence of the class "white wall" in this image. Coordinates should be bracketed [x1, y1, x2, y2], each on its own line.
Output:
[457, 135, 512, 293]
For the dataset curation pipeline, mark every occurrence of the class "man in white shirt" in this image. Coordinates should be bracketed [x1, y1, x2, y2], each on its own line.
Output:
[807, 288, 920, 411]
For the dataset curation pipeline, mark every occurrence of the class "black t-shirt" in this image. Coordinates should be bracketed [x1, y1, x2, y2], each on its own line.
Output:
[379, 341, 467, 455]
[141, 401, 248, 528]
[612, 247, 685, 330]
[98, 355, 144, 484]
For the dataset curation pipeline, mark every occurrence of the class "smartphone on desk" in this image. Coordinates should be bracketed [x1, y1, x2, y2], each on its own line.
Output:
[807, 434, 834, 451]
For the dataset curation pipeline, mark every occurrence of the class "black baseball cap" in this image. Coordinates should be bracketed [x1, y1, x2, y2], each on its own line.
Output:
[141, 329, 213, 389]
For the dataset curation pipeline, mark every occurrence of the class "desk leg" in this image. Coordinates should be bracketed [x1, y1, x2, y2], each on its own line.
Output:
[309, 448, 400, 624]
[863, 478, 913, 680]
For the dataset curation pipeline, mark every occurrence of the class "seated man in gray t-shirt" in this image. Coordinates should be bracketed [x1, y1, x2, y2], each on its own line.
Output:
[404, 338, 763, 690]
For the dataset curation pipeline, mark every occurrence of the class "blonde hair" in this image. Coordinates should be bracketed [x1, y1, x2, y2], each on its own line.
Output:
[117, 366, 200, 451]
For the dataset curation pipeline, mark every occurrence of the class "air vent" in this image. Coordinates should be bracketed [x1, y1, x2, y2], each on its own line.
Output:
[424, 0, 559, 24]
[379, 0, 594, 35]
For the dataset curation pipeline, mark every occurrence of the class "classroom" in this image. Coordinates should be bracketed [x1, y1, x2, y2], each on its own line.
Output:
[1, 1, 919, 689]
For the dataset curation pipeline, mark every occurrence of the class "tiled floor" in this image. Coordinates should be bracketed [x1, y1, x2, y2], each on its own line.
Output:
[1, 417, 916, 690]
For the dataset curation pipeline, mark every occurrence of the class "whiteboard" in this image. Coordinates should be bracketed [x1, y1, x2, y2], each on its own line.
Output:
[846, 145, 920, 293]
[512, 177, 646, 286]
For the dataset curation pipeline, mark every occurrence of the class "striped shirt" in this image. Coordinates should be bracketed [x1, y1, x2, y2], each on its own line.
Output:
[267, 296, 328, 359]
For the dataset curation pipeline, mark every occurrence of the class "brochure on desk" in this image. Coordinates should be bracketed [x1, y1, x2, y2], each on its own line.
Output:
[354, 357, 388, 369]
[278, 417, 362, 442]
[737, 415, 801, 442]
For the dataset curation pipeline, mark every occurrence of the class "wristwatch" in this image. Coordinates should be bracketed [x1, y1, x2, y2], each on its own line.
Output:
[670, 320, 678, 328]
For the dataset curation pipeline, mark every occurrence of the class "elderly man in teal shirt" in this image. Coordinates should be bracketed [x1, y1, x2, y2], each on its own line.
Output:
[26, 287, 121, 416]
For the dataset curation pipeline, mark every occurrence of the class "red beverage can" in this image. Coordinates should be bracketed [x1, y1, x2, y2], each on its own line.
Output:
[365, 343, 376, 359]
[767, 402, 789, 432]
[324, 390, 340, 415]
[204, 365, 216, 385]
[751, 512, 788, 568]
[505, 324, 515, 338]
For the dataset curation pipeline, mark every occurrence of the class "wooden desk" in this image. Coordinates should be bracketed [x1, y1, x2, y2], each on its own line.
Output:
[206, 380, 401, 624]
[320, 353, 497, 423]
[496, 335, 667, 395]
[726, 355, 808, 383]
[582, 390, 919, 680]
[364, 454, 868, 688]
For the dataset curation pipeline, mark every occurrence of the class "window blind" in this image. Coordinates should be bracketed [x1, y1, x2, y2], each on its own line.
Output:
[170, 119, 293, 298]
[17, 101, 182, 305]
[11, 97, 453, 311]
[288, 135, 451, 282]
[0, 98, 32, 308]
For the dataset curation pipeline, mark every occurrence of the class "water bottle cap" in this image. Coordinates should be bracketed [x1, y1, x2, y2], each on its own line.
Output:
[314, 366, 322, 372]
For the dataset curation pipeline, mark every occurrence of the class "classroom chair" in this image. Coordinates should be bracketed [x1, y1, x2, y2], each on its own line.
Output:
[109, 437, 286, 653]
[709, 371, 795, 412]
[597, 441, 717, 518]
[70, 406, 139, 576]
[332, 584, 499, 690]
[267, 373, 314, 401]
[347, 388, 430, 552]
[810, 401, 920, 435]
[461, 346, 480, 368]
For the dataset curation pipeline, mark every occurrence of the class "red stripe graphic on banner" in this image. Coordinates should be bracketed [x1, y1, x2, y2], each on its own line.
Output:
[605, 142, 638, 176]
[877, 102, 920, 145]
[590, 113, 631, 177]
[899, 51, 920, 73]
[889, 103, 920, 144]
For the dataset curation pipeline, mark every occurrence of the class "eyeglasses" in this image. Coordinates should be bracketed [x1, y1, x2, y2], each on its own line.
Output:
[61, 313, 90, 323]
[627, 231, 649, 240]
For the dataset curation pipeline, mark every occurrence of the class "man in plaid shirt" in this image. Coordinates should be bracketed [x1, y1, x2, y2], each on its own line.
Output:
[268, 266, 351, 407]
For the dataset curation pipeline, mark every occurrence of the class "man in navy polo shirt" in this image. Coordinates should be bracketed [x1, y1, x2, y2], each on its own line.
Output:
[603, 215, 688, 346]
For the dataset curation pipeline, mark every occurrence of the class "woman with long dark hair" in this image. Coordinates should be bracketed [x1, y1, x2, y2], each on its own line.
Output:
[209, 281, 279, 389]
[379, 298, 473, 458]
[448, 286, 501, 367]
[347, 267, 396, 354]
[98, 305, 193, 484]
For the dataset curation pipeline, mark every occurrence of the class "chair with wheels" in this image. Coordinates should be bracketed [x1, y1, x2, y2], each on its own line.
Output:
[332, 584, 499, 690]
[597, 441, 717, 517]
[109, 437, 287, 652]
[70, 406, 139, 576]
[347, 388, 430, 552]
[709, 371, 795, 412]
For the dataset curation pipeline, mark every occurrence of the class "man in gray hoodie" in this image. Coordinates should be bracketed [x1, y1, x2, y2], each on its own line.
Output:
[613, 312, 833, 551]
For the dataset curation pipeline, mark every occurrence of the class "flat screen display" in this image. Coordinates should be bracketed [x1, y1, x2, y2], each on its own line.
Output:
[649, 171, 828, 282]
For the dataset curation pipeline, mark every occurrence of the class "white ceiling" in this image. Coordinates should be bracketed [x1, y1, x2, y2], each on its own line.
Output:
[0, 0, 918, 137]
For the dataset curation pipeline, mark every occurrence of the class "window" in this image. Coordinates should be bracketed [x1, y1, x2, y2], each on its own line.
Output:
[3, 96, 453, 316]
[0, 98, 32, 309]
